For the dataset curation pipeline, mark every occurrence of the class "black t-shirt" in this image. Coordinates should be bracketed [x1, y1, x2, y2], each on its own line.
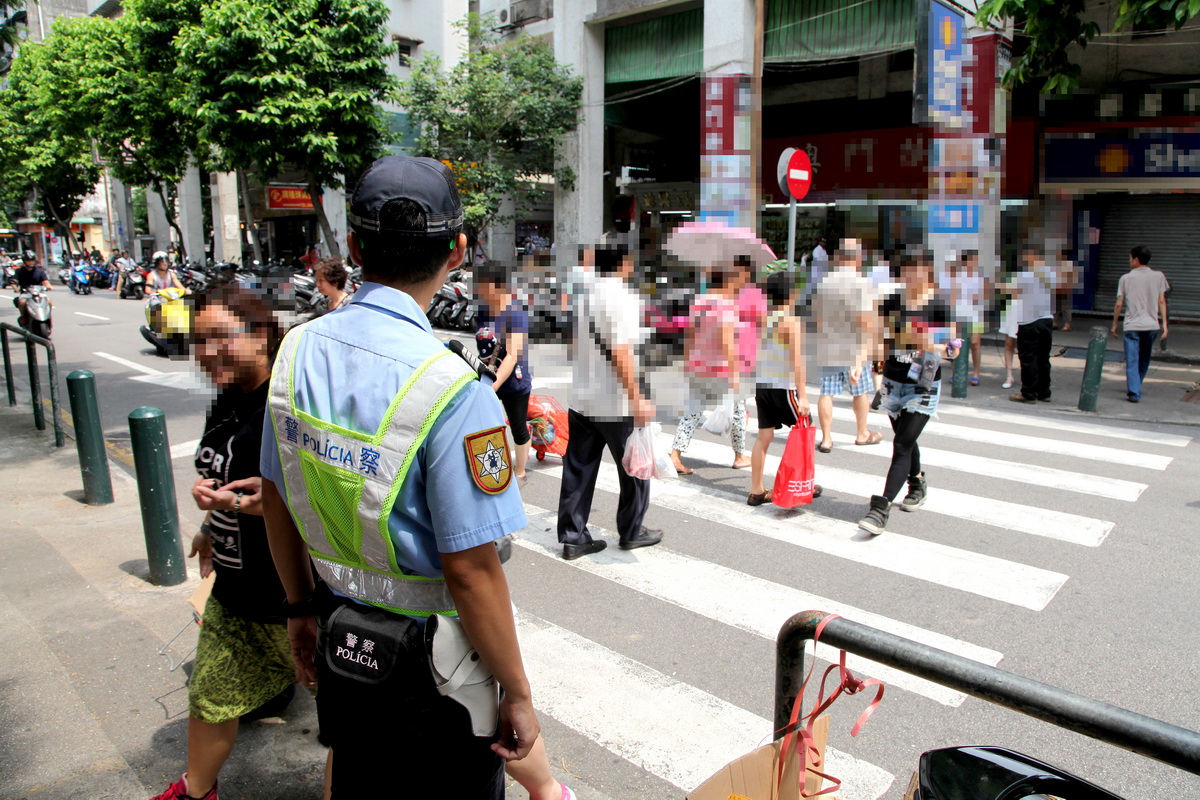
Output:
[15, 266, 49, 290]
[194, 381, 286, 623]
[881, 291, 953, 383]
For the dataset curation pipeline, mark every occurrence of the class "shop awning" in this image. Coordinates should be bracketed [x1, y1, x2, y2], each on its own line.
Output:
[605, 8, 703, 84]
[765, 0, 916, 63]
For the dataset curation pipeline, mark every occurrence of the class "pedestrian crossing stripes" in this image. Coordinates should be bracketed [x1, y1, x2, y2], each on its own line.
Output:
[825, 405, 1173, 471]
[824, 431, 1147, 501]
[516, 507, 1002, 706]
[681, 437, 1114, 547]
[536, 459, 1069, 610]
[516, 610, 897, 800]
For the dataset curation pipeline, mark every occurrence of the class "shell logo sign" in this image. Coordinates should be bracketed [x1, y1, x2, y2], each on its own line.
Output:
[267, 185, 315, 210]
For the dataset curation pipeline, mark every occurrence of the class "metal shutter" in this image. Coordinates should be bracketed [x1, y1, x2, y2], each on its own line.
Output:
[1097, 196, 1200, 319]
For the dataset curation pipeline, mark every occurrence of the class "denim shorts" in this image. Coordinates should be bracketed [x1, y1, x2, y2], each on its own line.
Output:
[879, 377, 939, 418]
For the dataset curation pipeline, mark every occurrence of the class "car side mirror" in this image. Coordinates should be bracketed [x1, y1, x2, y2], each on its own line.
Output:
[915, 746, 1126, 800]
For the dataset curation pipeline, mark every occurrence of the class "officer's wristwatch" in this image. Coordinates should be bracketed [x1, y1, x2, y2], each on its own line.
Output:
[283, 597, 317, 618]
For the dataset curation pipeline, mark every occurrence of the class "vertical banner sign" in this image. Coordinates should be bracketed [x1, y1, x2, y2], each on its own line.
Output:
[928, 0, 965, 129]
[700, 75, 754, 229]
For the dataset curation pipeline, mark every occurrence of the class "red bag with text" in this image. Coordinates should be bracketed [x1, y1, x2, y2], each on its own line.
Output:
[772, 418, 816, 508]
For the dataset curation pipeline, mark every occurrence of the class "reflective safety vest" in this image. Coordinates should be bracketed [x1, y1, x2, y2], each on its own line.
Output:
[268, 324, 480, 617]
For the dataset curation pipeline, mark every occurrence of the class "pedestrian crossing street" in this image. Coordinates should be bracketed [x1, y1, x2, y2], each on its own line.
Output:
[504, 395, 1190, 800]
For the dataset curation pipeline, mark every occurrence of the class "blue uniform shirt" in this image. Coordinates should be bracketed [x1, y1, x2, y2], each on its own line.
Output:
[260, 281, 527, 579]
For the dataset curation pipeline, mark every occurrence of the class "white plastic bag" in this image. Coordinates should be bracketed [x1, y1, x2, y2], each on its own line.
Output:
[703, 395, 736, 435]
[621, 425, 656, 480]
[648, 422, 677, 480]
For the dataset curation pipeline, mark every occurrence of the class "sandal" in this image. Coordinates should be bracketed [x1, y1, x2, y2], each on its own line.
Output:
[817, 443, 833, 454]
[970, 377, 980, 386]
[854, 431, 883, 446]
[747, 490, 771, 506]
[675, 465, 694, 476]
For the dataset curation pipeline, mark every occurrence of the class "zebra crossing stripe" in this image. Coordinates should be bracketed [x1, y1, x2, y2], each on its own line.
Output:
[516, 507, 1001, 707]
[516, 610, 896, 800]
[682, 438, 1114, 547]
[825, 431, 1147, 501]
[535, 461, 1069, 610]
[825, 405, 1172, 470]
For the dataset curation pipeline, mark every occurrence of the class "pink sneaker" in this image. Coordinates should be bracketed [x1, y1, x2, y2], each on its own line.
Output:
[151, 774, 218, 800]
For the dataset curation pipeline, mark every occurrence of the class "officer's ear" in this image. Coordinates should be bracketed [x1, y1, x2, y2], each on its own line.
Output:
[347, 231, 365, 268]
[444, 233, 467, 273]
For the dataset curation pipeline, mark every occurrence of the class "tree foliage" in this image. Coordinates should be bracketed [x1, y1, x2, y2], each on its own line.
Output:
[400, 15, 582, 247]
[977, 0, 1200, 93]
[174, 0, 398, 258]
[0, 29, 101, 254]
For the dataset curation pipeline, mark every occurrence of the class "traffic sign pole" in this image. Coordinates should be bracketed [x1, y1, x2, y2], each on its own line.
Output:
[786, 195, 797, 271]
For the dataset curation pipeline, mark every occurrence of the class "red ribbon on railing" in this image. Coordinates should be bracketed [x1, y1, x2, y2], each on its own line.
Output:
[775, 615, 886, 798]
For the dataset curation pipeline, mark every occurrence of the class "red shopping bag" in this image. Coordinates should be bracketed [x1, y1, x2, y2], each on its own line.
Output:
[772, 418, 816, 508]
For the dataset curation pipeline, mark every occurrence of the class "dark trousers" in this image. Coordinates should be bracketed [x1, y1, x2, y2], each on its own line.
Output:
[557, 409, 650, 545]
[882, 411, 930, 501]
[1016, 317, 1053, 400]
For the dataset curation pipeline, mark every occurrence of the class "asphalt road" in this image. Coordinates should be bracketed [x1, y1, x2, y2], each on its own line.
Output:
[4, 285, 1199, 800]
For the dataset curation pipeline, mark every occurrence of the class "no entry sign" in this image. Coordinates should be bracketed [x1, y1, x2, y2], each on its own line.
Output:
[786, 149, 813, 200]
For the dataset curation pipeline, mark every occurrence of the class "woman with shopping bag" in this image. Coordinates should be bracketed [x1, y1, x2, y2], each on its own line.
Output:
[747, 272, 822, 507]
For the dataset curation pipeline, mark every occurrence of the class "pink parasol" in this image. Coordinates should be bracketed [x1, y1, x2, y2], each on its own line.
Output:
[663, 219, 776, 269]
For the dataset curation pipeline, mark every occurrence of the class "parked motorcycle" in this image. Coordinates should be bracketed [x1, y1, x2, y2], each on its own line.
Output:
[140, 286, 190, 358]
[68, 260, 92, 295]
[426, 269, 465, 329]
[444, 270, 475, 330]
[17, 285, 53, 340]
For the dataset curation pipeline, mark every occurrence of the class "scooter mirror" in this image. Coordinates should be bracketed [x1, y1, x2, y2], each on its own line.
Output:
[916, 746, 1126, 800]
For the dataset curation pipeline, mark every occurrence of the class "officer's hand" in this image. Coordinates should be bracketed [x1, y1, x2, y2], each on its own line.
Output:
[288, 615, 319, 689]
[188, 530, 214, 578]
[493, 693, 540, 761]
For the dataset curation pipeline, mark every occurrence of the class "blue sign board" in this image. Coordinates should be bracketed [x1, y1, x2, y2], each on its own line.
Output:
[928, 1, 965, 128]
[1044, 133, 1200, 182]
[929, 203, 979, 234]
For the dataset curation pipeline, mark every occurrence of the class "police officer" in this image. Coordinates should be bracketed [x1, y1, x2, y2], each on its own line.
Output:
[260, 155, 537, 798]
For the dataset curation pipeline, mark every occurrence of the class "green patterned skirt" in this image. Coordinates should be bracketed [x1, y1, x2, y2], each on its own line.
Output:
[190, 595, 294, 724]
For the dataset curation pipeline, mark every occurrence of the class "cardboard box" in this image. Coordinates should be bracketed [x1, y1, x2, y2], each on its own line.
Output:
[687, 716, 837, 800]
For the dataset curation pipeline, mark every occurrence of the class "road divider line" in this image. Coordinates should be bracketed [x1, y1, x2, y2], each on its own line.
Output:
[534, 461, 1069, 610]
[93, 351, 162, 376]
[682, 438, 1114, 547]
[516, 507, 1001, 706]
[170, 440, 199, 460]
[516, 611, 895, 800]
[74, 311, 110, 321]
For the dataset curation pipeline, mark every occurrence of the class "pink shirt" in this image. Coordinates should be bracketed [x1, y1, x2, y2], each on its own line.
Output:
[736, 285, 767, 373]
[688, 294, 738, 377]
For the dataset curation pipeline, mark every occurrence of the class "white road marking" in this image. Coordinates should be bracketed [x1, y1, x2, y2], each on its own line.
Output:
[827, 405, 1172, 471]
[535, 461, 1068, 610]
[93, 351, 162, 376]
[170, 440, 200, 460]
[517, 611, 895, 800]
[682, 438, 1113, 547]
[517, 507, 1000, 706]
[131, 372, 211, 392]
[74, 311, 110, 321]
[531, 376, 573, 389]
[827, 431, 1147, 501]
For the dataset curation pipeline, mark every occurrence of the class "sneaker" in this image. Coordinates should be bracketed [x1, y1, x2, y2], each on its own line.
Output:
[1127, 393, 1140, 403]
[1008, 393, 1036, 404]
[857, 495, 890, 535]
[152, 774, 217, 800]
[900, 473, 926, 511]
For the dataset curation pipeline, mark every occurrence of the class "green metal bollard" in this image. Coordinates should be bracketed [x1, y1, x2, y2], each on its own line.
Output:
[67, 371, 113, 505]
[1078, 326, 1108, 412]
[26, 340, 44, 431]
[951, 344, 970, 399]
[128, 407, 186, 586]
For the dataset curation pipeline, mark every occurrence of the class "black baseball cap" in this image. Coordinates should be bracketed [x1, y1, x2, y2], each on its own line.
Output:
[348, 155, 464, 239]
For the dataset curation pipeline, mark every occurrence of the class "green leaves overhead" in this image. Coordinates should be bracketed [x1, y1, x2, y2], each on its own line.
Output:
[976, 0, 1200, 94]
[400, 14, 582, 243]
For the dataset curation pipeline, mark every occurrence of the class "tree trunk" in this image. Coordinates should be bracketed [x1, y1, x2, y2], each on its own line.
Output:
[307, 176, 342, 259]
[235, 168, 264, 264]
[43, 195, 81, 257]
[151, 178, 187, 261]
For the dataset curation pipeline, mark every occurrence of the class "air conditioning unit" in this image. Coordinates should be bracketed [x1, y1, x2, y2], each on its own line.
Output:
[481, 0, 552, 29]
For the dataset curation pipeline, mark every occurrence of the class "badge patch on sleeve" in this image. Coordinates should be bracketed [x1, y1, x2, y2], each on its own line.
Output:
[464, 426, 512, 493]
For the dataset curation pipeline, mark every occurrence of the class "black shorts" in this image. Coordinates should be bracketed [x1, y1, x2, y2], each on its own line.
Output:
[755, 388, 804, 430]
[315, 594, 503, 798]
[498, 391, 531, 446]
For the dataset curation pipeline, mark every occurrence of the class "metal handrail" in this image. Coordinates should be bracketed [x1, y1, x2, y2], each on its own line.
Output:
[1, 321, 64, 447]
[775, 610, 1200, 775]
